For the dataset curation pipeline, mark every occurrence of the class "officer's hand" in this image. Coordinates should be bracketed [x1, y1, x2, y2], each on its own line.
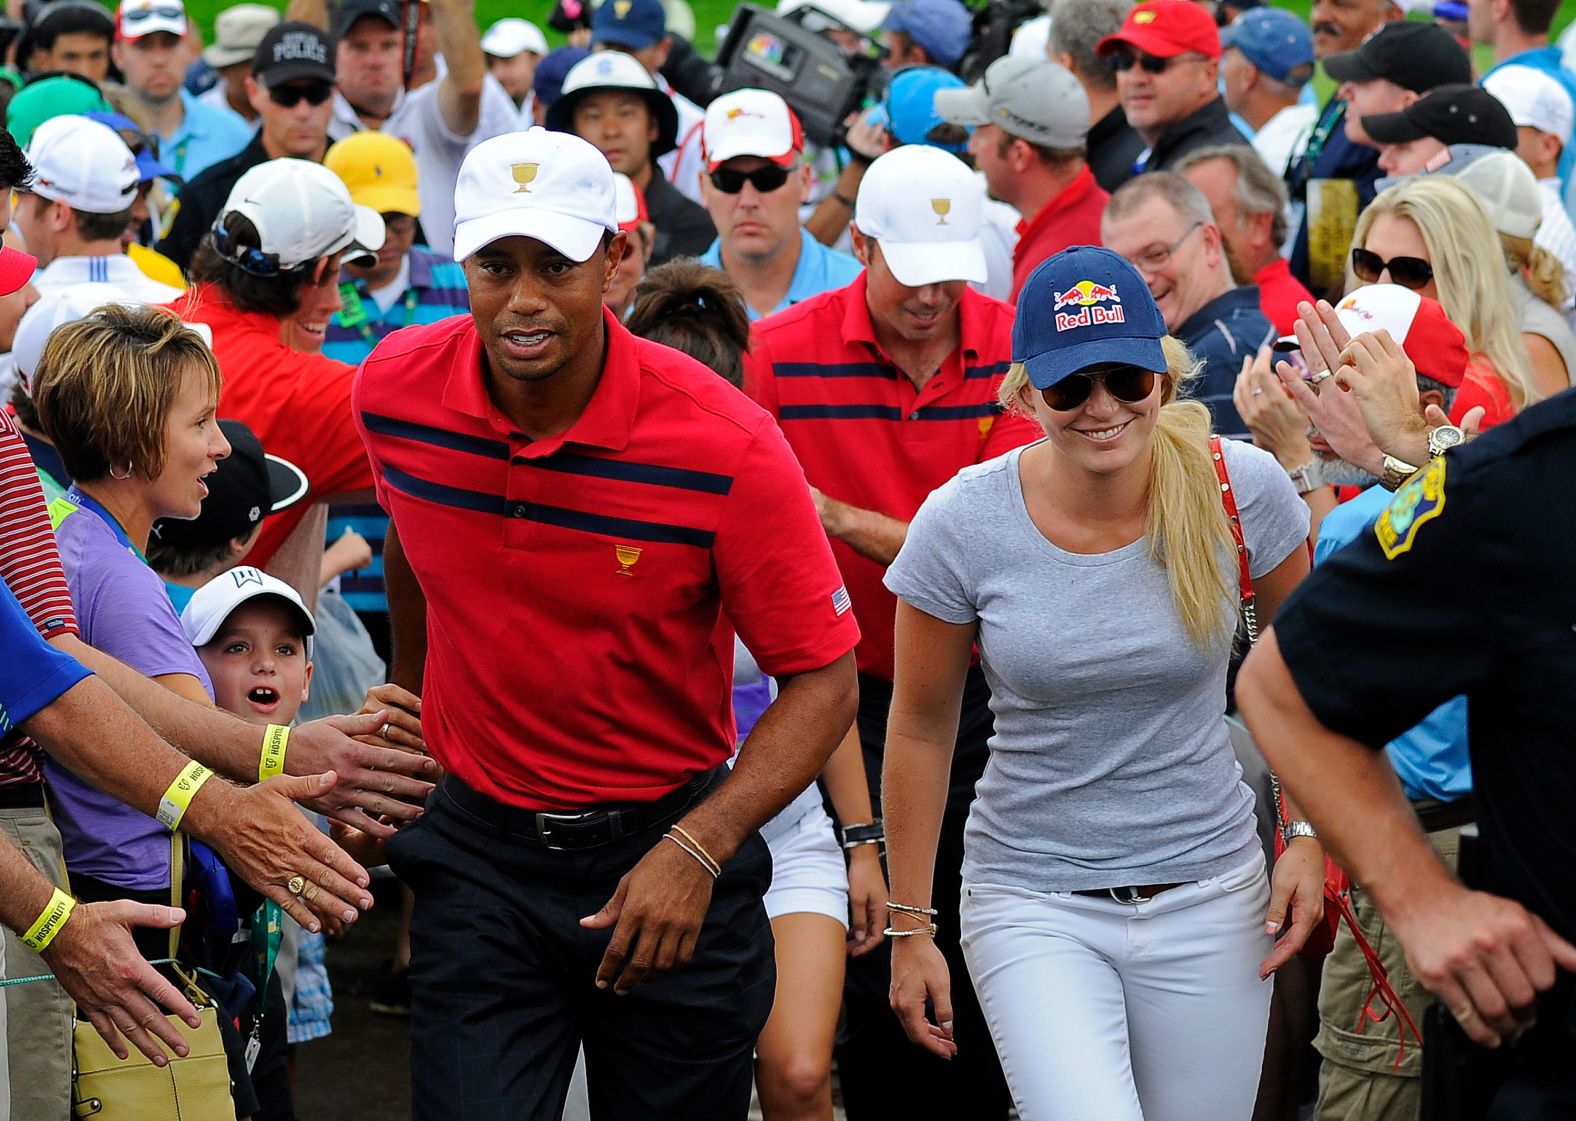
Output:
[580, 836, 715, 995]
[889, 934, 958, 1059]
[41, 901, 201, 1064]
[1387, 884, 1576, 1047]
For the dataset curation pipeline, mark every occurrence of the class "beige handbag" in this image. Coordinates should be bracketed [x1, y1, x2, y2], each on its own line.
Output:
[70, 836, 234, 1120]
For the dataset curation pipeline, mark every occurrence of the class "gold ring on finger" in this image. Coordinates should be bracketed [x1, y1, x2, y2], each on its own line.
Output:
[287, 874, 306, 895]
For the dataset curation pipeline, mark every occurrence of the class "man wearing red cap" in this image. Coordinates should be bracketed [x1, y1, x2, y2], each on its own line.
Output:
[1095, 0, 1247, 174]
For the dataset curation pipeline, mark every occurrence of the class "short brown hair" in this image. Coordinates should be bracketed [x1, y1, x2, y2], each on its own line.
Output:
[32, 304, 222, 483]
[25, 192, 133, 244]
[994, 130, 1086, 169]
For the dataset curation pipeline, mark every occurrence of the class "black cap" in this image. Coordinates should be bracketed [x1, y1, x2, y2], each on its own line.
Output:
[334, 0, 400, 38]
[1322, 21, 1471, 94]
[253, 21, 335, 85]
[1362, 84, 1518, 149]
[152, 420, 310, 553]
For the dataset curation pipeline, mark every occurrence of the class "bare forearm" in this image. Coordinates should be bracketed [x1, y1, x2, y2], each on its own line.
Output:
[805, 162, 865, 245]
[1237, 631, 1456, 920]
[820, 722, 875, 825]
[383, 522, 427, 694]
[43, 637, 261, 781]
[433, 0, 484, 133]
[0, 832, 63, 936]
[823, 497, 907, 566]
[284, 0, 328, 29]
[881, 726, 955, 910]
[678, 652, 857, 863]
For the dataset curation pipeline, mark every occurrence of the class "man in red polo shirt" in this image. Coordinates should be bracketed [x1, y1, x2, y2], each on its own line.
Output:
[935, 55, 1108, 300]
[358, 128, 860, 1121]
[168, 157, 384, 594]
[743, 143, 1039, 1121]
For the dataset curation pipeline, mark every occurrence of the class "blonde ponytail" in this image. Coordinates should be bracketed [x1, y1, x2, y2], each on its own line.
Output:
[998, 336, 1238, 650]
[1509, 236, 1570, 311]
[1147, 337, 1238, 650]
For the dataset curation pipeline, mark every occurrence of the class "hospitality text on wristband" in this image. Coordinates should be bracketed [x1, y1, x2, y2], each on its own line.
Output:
[21, 887, 76, 953]
[157, 760, 213, 830]
[259, 724, 290, 783]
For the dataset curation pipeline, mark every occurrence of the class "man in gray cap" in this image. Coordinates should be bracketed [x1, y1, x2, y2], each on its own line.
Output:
[937, 56, 1108, 300]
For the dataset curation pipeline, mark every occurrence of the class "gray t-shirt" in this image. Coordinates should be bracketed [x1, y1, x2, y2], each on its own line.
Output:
[884, 437, 1309, 892]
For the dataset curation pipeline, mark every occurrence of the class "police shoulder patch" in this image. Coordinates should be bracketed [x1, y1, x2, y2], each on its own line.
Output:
[1374, 456, 1447, 560]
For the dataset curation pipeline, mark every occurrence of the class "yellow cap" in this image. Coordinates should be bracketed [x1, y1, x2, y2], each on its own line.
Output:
[324, 131, 421, 218]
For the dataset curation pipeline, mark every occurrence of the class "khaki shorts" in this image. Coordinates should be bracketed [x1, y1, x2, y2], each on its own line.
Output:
[1313, 826, 1462, 1121]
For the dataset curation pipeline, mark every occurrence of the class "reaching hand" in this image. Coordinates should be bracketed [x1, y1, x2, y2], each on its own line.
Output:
[1234, 347, 1313, 467]
[290, 710, 436, 837]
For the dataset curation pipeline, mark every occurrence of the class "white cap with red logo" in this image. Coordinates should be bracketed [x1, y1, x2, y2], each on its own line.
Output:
[702, 89, 804, 172]
[852, 145, 986, 287]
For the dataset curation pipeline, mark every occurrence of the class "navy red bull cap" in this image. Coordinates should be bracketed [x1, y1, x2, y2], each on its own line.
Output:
[1013, 246, 1168, 389]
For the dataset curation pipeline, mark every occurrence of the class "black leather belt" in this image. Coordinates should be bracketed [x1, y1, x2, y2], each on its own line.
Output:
[0, 783, 46, 809]
[1413, 797, 1474, 834]
[438, 767, 723, 852]
[1072, 882, 1185, 904]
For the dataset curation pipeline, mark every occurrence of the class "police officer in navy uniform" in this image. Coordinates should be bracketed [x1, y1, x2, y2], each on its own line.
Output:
[1237, 388, 1576, 1119]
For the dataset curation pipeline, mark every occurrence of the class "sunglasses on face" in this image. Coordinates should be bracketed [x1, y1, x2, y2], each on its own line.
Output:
[1039, 367, 1157, 411]
[1110, 50, 1192, 74]
[1350, 247, 1434, 290]
[267, 80, 334, 108]
[122, 4, 183, 20]
[708, 164, 791, 195]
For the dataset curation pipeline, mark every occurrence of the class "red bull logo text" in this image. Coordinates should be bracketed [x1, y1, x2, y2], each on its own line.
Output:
[1053, 280, 1125, 331]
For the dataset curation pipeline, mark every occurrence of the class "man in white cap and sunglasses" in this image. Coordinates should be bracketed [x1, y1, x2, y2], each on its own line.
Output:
[358, 126, 859, 1121]
[165, 158, 386, 603]
[743, 143, 1037, 1121]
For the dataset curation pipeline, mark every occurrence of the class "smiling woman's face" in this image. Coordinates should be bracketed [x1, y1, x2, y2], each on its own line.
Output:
[1022, 364, 1166, 478]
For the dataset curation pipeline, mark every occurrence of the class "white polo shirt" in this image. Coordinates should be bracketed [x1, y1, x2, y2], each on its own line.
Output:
[33, 254, 185, 304]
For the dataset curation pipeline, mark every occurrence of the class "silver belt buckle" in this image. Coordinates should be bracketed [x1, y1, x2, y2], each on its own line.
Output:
[534, 810, 601, 851]
[1108, 885, 1149, 904]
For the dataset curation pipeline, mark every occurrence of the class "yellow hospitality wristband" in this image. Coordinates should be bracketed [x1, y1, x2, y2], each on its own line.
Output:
[21, 887, 76, 953]
[156, 760, 213, 831]
[259, 724, 290, 783]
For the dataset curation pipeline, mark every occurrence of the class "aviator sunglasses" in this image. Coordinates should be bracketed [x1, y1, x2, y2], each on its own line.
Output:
[267, 80, 334, 108]
[708, 164, 791, 194]
[1040, 368, 1157, 411]
[1350, 247, 1434, 290]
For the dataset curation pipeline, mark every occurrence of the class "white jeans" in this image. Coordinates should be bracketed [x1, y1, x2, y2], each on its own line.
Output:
[960, 855, 1273, 1121]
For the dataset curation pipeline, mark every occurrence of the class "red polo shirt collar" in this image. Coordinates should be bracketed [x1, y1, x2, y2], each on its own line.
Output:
[1015, 165, 1100, 244]
[440, 306, 641, 455]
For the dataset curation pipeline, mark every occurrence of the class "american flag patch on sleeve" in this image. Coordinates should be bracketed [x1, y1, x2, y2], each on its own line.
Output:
[831, 586, 852, 616]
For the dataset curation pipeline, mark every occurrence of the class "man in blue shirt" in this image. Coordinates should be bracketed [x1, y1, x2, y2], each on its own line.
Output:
[1471, 0, 1576, 209]
[112, 0, 253, 185]
[1287, 283, 1473, 1121]
[698, 90, 862, 321]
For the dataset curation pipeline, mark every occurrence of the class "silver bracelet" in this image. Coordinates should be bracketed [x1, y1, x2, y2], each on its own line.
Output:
[883, 922, 938, 938]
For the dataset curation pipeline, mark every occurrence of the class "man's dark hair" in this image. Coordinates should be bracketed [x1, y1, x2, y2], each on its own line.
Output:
[9, 384, 41, 432]
[29, 0, 114, 52]
[624, 259, 751, 388]
[0, 128, 33, 193]
[189, 212, 319, 318]
[1507, 0, 1560, 35]
[995, 131, 1086, 168]
[146, 534, 240, 579]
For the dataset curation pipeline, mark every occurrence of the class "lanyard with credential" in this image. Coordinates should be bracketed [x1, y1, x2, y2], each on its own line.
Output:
[63, 485, 147, 563]
[338, 282, 419, 345]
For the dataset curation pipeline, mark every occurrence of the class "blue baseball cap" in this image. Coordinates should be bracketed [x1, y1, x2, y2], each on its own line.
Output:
[592, 0, 666, 51]
[1220, 8, 1314, 86]
[534, 45, 592, 106]
[82, 111, 181, 184]
[1013, 247, 1168, 389]
[882, 65, 968, 150]
[881, 0, 971, 70]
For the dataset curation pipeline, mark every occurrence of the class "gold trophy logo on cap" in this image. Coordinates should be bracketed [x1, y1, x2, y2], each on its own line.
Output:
[511, 163, 539, 193]
[931, 198, 951, 225]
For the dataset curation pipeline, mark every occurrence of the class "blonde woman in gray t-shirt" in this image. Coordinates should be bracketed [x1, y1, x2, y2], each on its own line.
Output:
[881, 247, 1324, 1121]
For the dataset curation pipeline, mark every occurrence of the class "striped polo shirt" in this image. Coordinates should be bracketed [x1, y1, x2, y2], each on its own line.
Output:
[324, 247, 473, 615]
[353, 308, 860, 810]
[744, 274, 1042, 681]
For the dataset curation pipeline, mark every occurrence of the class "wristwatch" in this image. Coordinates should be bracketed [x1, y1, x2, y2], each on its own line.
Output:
[1285, 461, 1323, 495]
[1282, 821, 1318, 846]
[1427, 424, 1466, 458]
[1380, 453, 1419, 492]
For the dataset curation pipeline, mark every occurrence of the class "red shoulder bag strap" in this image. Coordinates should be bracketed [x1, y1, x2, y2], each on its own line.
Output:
[1209, 436, 1257, 643]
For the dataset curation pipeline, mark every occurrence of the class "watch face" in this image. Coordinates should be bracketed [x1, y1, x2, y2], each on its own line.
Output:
[1431, 426, 1465, 451]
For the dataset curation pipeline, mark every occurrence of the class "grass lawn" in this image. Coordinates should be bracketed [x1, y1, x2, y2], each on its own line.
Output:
[178, 0, 1569, 72]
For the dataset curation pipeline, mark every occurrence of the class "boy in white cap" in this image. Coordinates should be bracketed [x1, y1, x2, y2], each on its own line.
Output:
[698, 89, 861, 319]
[482, 17, 549, 128]
[18, 115, 183, 304]
[356, 125, 859, 1121]
[1482, 65, 1576, 296]
[742, 143, 1037, 1121]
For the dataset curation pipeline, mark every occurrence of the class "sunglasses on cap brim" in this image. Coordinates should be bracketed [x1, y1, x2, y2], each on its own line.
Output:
[1038, 367, 1158, 411]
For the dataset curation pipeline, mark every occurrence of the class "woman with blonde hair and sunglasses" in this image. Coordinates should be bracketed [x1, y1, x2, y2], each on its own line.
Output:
[882, 246, 1320, 1121]
[1349, 175, 1536, 428]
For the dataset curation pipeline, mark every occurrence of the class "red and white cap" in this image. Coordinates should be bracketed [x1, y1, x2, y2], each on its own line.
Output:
[117, 0, 188, 40]
[701, 89, 804, 173]
[612, 172, 648, 233]
[853, 145, 985, 287]
[0, 246, 36, 299]
[1279, 284, 1467, 389]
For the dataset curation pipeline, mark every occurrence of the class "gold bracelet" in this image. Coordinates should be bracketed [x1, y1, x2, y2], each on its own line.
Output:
[156, 760, 213, 831]
[259, 724, 290, 783]
[883, 923, 938, 938]
[20, 887, 75, 953]
[669, 824, 721, 876]
[886, 900, 938, 917]
[662, 833, 719, 879]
